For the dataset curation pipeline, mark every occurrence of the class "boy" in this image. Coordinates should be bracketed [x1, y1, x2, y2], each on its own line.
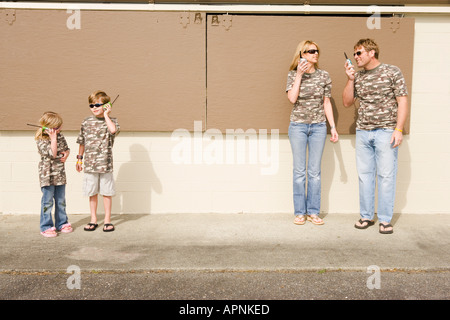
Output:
[76, 91, 120, 232]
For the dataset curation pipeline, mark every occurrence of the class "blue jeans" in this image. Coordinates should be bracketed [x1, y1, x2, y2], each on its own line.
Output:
[40, 185, 68, 232]
[356, 129, 398, 223]
[288, 122, 327, 216]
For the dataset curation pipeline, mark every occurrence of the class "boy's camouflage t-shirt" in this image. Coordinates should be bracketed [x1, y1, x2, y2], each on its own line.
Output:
[36, 133, 70, 187]
[286, 69, 332, 124]
[76, 116, 120, 173]
[354, 63, 408, 130]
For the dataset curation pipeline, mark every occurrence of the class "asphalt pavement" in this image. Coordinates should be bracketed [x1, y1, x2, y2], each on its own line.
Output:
[0, 213, 449, 306]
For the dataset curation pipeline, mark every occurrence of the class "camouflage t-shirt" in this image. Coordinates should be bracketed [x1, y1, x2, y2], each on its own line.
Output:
[36, 133, 70, 187]
[354, 63, 408, 130]
[286, 69, 332, 123]
[76, 116, 120, 173]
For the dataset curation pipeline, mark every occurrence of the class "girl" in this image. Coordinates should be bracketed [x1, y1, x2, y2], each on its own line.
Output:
[286, 40, 339, 226]
[35, 111, 72, 237]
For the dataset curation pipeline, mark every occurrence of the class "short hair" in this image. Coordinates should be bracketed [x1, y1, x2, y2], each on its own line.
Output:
[354, 38, 379, 59]
[88, 90, 110, 104]
[289, 40, 320, 71]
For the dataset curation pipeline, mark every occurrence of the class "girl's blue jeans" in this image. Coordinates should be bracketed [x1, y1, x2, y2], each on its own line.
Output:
[288, 122, 327, 216]
[356, 128, 398, 223]
[40, 185, 68, 232]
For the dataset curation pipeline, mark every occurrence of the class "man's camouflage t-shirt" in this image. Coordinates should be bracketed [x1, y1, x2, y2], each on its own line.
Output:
[36, 133, 70, 187]
[76, 116, 120, 173]
[354, 63, 408, 130]
[286, 69, 332, 123]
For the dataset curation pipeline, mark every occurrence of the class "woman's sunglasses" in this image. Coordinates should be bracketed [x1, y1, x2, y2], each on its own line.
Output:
[303, 49, 319, 54]
[89, 103, 104, 108]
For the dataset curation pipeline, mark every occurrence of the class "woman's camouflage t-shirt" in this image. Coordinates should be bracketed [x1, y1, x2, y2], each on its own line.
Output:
[286, 69, 332, 124]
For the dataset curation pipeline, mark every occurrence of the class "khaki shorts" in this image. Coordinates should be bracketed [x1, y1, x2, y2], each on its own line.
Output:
[83, 172, 116, 197]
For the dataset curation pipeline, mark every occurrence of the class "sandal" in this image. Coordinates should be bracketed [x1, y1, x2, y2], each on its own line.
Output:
[103, 223, 115, 232]
[354, 219, 375, 229]
[293, 215, 306, 225]
[58, 223, 73, 233]
[307, 215, 324, 225]
[84, 223, 98, 231]
[379, 223, 394, 234]
[41, 227, 57, 238]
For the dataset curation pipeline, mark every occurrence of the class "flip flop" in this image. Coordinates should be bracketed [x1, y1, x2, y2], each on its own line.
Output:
[294, 215, 306, 225]
[103, 223, 115, 232]
[59, 223, 73, 233]
[84, 223, 98, 231]
[354, 219, 375, 229]
[307, 215, 324, 225]
[41, 227, 57, 238]
[379, 223, 394, 234]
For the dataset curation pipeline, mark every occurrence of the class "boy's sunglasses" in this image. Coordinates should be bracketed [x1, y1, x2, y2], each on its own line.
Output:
[303, 49, 319, 54]
[89, 103, 104, 108]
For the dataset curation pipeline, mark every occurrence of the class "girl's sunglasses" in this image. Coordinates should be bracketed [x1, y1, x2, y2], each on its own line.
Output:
[89, 103, 104, 108]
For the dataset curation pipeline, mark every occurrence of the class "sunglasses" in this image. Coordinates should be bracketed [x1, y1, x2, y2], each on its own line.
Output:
[89, 103, 104, 108]
[353, 51, 365, 57]
[303, 49, 319, 54]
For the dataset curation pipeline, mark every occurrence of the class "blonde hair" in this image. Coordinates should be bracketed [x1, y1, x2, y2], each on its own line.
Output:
[35, 111, 63, 140]
[289, 40, 320, 71]
[88, 90, 110, 104]
[354, 38, 379, 59]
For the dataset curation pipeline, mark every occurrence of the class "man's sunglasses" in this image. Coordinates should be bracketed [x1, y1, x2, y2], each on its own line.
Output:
[354, 51, 365, 56]
[89, 103, 104, 108]
[303, 49, 319, 54]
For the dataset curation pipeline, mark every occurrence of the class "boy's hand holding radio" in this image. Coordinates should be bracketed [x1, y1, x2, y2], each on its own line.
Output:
[103, 102, 112, 116]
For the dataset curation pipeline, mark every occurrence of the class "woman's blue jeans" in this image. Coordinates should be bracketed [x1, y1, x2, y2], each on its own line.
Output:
[40, 185, 68, 232]
[288, 122, 327, 216]
[356, 129, 398, 223]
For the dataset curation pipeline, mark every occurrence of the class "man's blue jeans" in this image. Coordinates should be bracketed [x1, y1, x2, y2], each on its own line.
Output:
[356, 129, 398, 223]
[288, 122, 327, 216]
[40, 185, 68, 232]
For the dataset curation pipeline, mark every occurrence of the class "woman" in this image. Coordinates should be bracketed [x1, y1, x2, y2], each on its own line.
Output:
[286, 40, 338, 226]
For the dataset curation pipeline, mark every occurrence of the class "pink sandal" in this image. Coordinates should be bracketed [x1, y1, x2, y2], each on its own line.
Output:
[59, 223, 73, 233]
[41, 227, 57, 238]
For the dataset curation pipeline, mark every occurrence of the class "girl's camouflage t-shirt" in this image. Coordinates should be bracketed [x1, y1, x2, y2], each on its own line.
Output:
[354, 63, 408, 130]
[36, 133, 70, 187]
[76, 116, 120, 173]
[286, 69, 332, 124]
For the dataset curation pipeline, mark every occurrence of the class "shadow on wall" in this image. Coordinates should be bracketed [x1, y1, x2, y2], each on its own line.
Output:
[393, 137, 411, 221]
[321, 136, 348, 216]
[114, 144, 162, 214]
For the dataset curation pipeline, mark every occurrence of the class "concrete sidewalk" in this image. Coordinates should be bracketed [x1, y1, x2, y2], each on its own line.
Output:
[1, 212, 449, 273]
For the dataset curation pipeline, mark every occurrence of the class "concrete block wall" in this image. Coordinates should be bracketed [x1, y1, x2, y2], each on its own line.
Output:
[1, 15, 449, 215]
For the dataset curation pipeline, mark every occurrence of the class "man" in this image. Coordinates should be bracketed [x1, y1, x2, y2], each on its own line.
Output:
[342, 39, 409, 234]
